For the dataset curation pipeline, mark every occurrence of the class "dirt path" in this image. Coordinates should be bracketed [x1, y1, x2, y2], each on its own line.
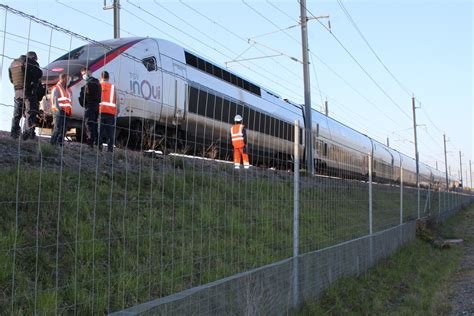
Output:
[448, 206, 474, 315]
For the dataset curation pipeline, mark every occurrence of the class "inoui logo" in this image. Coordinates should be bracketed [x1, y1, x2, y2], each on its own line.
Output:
[129, 79, 160, 101]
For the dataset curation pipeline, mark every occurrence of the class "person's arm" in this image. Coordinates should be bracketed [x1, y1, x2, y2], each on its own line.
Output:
[31, 61, 43, 81]
[8, 68, 13, 84]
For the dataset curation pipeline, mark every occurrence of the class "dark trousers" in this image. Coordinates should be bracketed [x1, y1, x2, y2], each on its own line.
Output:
[99, 113, 116, 152]
[84, 109, 98, 147]
[11, 90, 38, 138]
[50, 112, 68, 146]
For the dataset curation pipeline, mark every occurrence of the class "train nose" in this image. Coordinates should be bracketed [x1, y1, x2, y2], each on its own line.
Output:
[41, 60, 85, 85]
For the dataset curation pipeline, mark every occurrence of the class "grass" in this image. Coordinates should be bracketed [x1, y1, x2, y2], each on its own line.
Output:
[0, 143, 470, 314]
[297, 203, 474, 315]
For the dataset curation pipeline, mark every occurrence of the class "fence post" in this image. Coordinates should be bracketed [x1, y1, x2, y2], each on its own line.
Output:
[368, 152, 373, 235]
[292, 120, 300, 309]
[400, 163, 403, 225]
[438, 190, 441, 219]
[368, 151, 373, 264]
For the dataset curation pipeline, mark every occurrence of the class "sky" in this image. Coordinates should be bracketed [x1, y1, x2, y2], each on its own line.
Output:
[0, 0, 472, 186]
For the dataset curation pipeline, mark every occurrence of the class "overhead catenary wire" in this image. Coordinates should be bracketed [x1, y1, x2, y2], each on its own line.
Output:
[55, 0, 138, 37]
[336, 0, 413, 97]
[239, 0, 415, 146]
[299, 0, 413, 122]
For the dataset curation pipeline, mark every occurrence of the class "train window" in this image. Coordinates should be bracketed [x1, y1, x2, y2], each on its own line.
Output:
[184, 52, 197, 67]
[279, 120, 284, 140]
[274, 119, 279, 138]
[237, 77, 244, 89]
[197, 90, 208, 116]
[248, 108, 255, 130]
[213, 66, 222, 78]
[264, 115, 271, 135]
[206, 93, 216, 119]
[197, 58, 205, 71]
[243, 80, 250, 91]
[142, 56, 157, 71]
[229, 102, 237, 124]
[235, 103, 243, 119]
[270, 118, 276, 137]
[255, 111, 262, 133]
[188, 86, 199, 113]
[214, 96, 223, 121]
[230, 74, 236, 85]
[223, 70, 230, 82]
[285, 123, 291, 141]
[184, 52, 261, 96]
[205, 62, 213, 75]
[275, 119, 280, 138]
[242, 106, 250, 127]
[250, 83, 261, 95]
[222, 99, 230, 123]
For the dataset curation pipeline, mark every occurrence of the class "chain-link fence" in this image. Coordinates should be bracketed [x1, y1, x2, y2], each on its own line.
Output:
[1, 5, 473, 315]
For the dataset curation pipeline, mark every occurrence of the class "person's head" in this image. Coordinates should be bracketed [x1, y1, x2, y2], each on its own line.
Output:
[80, 67, 90, 80]
[100, 71, 110, 82]
[27, 51, 38, 62]
[58, 73, 68, 85]
[234, 114, 243, 123]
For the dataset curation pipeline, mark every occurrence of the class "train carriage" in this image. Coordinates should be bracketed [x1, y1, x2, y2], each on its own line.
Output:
[39, 37, 452, 188]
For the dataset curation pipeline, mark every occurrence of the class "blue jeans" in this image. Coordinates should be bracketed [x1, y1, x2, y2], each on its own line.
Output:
[50, 112, 68, 145]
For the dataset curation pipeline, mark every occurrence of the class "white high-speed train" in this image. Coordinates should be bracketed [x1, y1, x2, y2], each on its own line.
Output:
[40, 37, 459, 189]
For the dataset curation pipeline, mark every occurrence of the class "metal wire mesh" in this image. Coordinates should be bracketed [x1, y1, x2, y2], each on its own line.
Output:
[0, 5, 473, 315]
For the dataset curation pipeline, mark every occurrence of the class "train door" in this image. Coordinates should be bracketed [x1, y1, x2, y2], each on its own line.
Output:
[172, 63, 187, 126]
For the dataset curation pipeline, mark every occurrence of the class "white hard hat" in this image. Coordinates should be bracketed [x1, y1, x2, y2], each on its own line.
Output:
[234, 114, 243, 122]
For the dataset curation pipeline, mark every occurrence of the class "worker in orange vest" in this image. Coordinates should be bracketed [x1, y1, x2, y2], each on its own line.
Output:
[98, 71, 117, 152]
[231, 114, 250, 169]
[50, 73, 72, 146]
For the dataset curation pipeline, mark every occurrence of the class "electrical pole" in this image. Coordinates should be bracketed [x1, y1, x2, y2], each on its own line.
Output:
[324, 99, 328, 116]
[412, 96, 420, 218]
[386, 137, 389, 147]
[459, 151, 463, 188]
[300, 0, 313, 174]
[443, 134, 449, 190]
[470, 160, 472, 189]
[436, 161, 438, 170]
[104, 0, 120, 39]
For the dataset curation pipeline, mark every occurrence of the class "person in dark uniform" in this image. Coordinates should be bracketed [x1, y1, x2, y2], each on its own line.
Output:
[8, 51, 43, 140]
[79, 67, 101, 148]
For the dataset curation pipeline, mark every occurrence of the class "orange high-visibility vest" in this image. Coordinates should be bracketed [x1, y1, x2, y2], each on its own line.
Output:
[99, 81, 117, 116]
[51, 83, 72, 116]
[231, 124, 245, 148]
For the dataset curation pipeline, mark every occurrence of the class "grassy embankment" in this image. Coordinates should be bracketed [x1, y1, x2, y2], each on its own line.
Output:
[0, 139, 419, 314]
[298, 203, 473, 315]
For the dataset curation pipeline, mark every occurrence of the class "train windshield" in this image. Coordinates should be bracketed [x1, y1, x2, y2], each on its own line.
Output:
[55, 43, 119, 63]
